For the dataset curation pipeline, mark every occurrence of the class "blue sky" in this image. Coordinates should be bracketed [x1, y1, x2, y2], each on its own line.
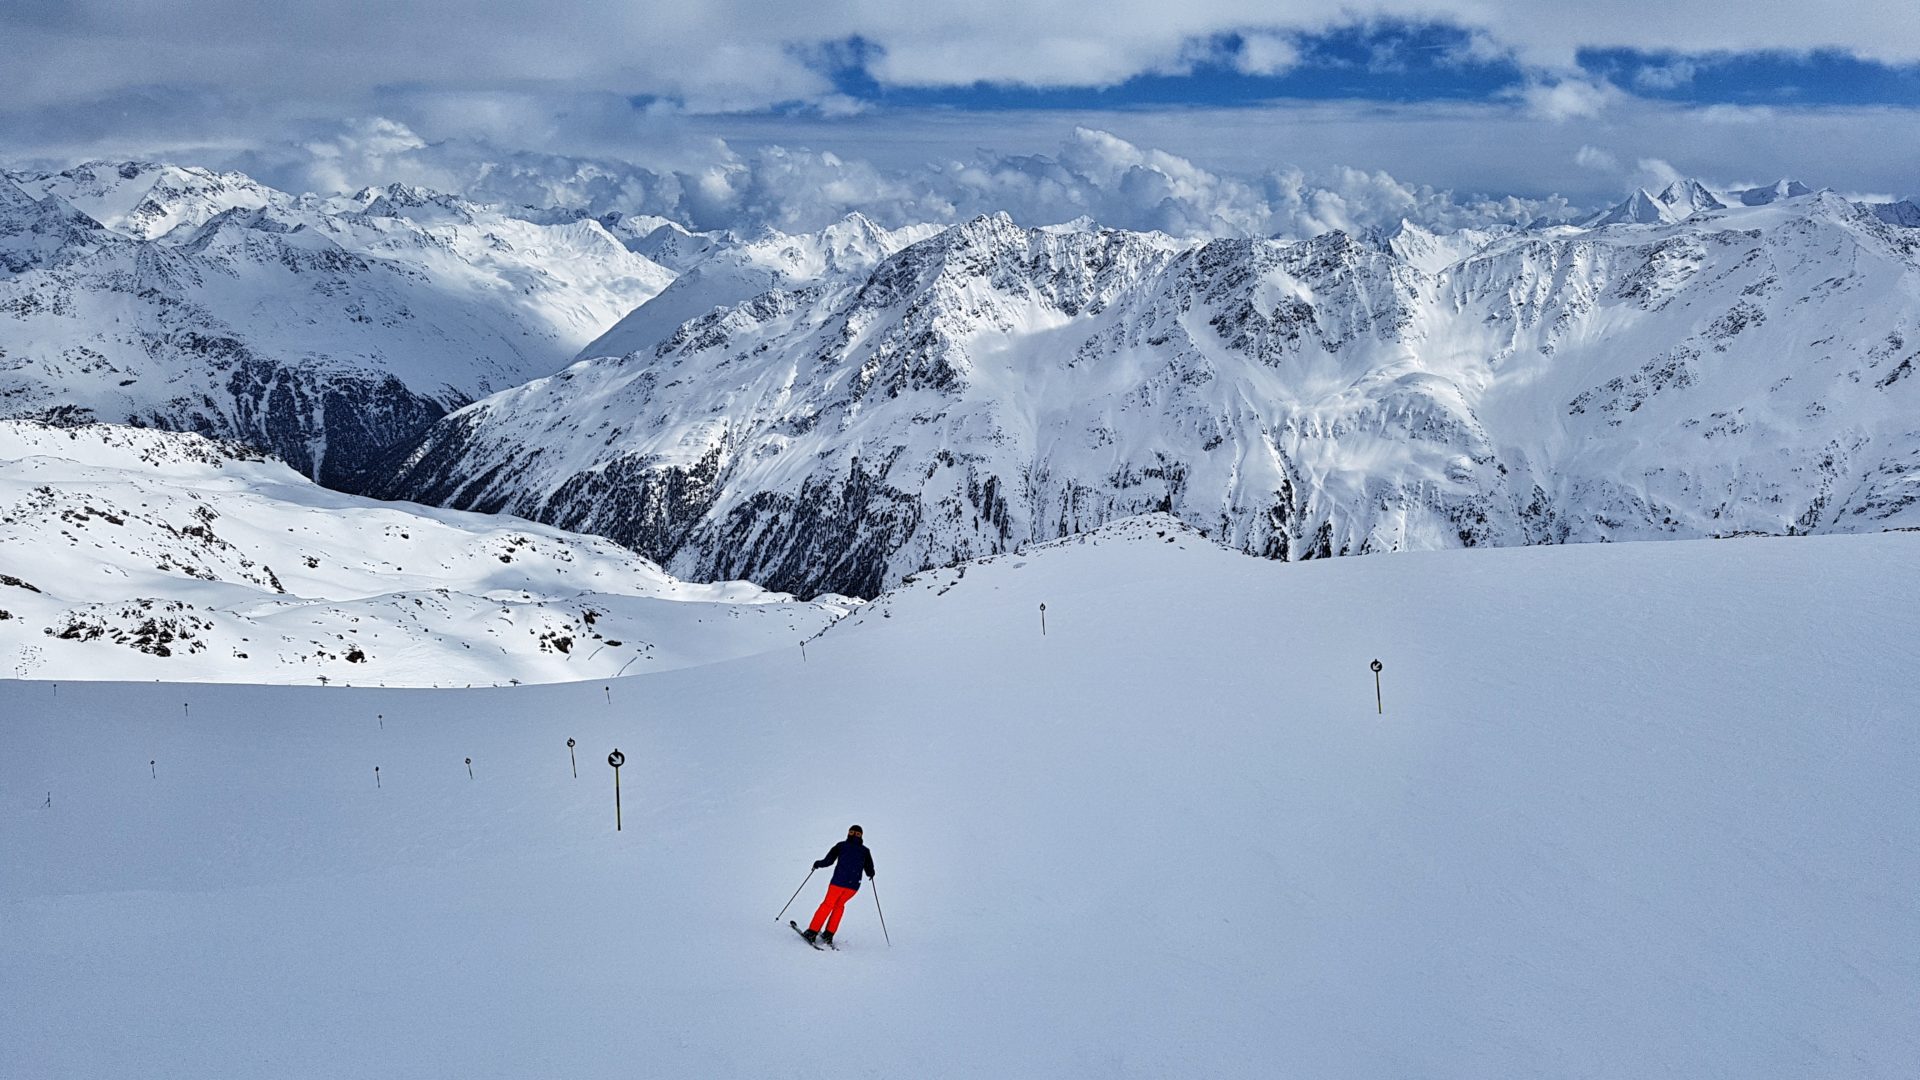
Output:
[773, 24, 1920, 113]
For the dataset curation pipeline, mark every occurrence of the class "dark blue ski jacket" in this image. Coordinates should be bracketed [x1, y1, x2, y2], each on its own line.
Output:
[814, 839, 875, 891]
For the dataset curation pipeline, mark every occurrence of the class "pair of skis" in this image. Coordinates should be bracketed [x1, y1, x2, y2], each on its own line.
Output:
[789, 920, 838, 950]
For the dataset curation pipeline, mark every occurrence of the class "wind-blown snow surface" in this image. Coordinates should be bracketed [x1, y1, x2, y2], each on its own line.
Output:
[4, 520, 1916, 1078]
[387, 188, 1920, 598]
[0, 421, 846, 685]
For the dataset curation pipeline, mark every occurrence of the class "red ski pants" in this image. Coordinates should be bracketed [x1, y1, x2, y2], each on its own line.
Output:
[808, 884, 858, 934]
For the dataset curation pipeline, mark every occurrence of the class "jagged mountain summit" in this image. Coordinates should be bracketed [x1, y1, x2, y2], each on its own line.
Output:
[384, 193, 1920, 598]
[16, 160, 286, 242]
[0, 420, 847, 684]
[0, 166, 674, 490]
[576, 213, 944, 365]
[1585, 188, 1670, 227]
[1732, 178, 1816, 206]
[1585, 177, 1736, 227]
[9, 158, 1920, 602]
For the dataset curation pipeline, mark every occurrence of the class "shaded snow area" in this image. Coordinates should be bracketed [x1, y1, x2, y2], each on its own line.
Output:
[0, 421, 848, 685]
[4, 519, 1915, 1078]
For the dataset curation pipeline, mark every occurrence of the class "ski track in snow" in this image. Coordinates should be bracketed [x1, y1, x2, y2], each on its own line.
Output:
[3, 522, 1917, 1079]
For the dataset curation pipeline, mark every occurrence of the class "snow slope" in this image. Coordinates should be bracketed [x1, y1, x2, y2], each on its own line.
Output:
[3, 521, 1915, 1078]
[387, 192, 1920, 597]
[0, 421, 847, 685]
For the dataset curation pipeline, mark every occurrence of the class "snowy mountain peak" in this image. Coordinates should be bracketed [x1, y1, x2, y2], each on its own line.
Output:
[1655, 178, 1727, 216]
[358, 183, 480, 224]
[14, 160, 284, 242]
[1586, 188, 1667, 226]
[386, 190, 1920, 598]
[0, 161, 674, 489]
[1867, 199, 1920, 228]
[0, 175, 38, 211]
[1585, 181, 1730, 227]
[573, 213, 941, 363]
[1733, 178, 1815, 206]
[0, 178, 114, 272]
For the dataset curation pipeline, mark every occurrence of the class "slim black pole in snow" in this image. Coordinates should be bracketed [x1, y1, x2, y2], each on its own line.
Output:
[378, 713, 384, 731]
[776, 867, 817, 921]
[1371, 659, 1384, 715]
[466, 757, 474, 780]
[1039, 603, 1047, 636]
[568, 738, 577, 778]
[374, 766, 381, 789]
[149, 760, 155, 779]
[799, 640, 806, 662]
[608, 749, 625, 831]
[604, 686, 610, 705]
[182, 703, 189, 718]
[871, 878, 891, 946]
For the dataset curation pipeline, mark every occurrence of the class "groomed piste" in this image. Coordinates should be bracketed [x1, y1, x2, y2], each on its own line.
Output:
[4, 519, 1917, 1078]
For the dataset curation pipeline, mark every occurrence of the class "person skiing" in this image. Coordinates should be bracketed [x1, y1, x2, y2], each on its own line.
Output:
[801, 825, 874, 946]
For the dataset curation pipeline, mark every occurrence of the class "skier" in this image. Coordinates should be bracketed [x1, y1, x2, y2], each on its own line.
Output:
[800, 825, 874, 946]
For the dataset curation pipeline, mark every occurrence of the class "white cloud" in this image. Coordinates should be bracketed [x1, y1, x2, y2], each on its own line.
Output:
[210, 119, 1582, 240]
[299, 118, 428, 194]
[1634, 60, 1698, 90]
[1516, 78, 1625, 121]
[1574, 145, 1621, 174]
[1634, 157, 1684, 189]
[1234, 32, 1302, 76]
[1697, 104, 1777, 125]
[12, 91, 1919, 238]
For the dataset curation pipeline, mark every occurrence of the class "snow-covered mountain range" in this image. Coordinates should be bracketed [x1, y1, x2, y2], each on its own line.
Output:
[0, 162, 673, 490]
[382, 182, 1920, 597]
[6, 161, 1919, 601]
[0, 420, 847, 684]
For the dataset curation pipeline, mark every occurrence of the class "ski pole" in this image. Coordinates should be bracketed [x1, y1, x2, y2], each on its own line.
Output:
[871, 878, 891, 946]
[776, 867, 817, 921]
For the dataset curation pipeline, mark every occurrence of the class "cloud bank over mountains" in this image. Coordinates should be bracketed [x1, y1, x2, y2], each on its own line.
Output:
[0, 2, 1912, 250]
[0, 4, 1912, 245]
[221, 121, 1572, 238]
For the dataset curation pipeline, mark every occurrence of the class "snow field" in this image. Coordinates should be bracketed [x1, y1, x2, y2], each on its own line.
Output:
[0, 421, 847, 685]
[3, 523, 1918, 1078]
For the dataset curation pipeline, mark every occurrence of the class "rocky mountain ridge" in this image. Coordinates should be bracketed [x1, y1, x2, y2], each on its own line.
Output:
[383, 187, 1920, 597]
[0, 163, 675, 489]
